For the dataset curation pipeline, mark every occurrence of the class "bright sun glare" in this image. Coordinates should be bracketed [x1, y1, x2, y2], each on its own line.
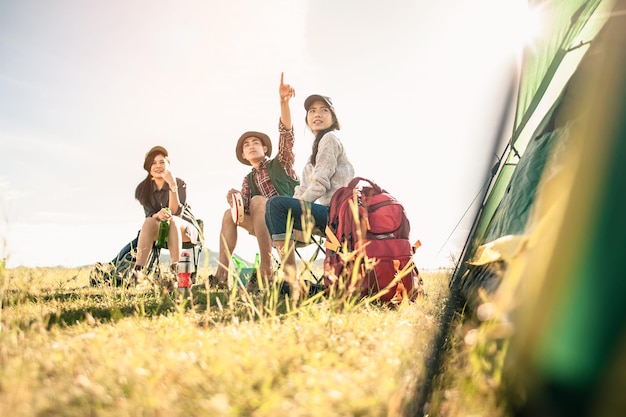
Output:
[514, 3, 546, 47]
[485, 1, 547, 63]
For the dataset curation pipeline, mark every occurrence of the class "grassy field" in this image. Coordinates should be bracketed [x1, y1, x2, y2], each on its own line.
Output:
[0, 260, 508, 417]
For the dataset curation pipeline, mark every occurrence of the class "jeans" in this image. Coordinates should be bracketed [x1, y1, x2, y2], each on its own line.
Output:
[265, 196, 329, 241]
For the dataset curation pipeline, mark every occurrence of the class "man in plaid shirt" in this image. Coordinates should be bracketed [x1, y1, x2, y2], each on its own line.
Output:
[211, 73, 299, 288]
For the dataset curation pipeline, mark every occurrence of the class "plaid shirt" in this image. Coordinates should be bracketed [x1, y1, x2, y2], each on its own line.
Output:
[241, 121, 297, 213]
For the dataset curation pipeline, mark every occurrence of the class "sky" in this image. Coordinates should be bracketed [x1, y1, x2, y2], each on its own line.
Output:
[0, 0, 529, 269]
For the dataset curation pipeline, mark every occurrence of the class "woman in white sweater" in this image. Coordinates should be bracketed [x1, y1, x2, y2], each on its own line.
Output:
[265, 93, 354, 295]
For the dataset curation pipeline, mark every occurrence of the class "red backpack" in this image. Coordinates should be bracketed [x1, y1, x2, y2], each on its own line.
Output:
[323, 177, 423, 304]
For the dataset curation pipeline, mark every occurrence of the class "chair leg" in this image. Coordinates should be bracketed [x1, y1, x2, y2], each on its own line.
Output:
[144, 245, 201, 285]
[191, 245, 201, 284]
[146, 247, 161, 278]
[294, 236, 325, 285]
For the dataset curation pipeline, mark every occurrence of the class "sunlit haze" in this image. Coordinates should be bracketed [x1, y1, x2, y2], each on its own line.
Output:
[0, 0, 529, 269]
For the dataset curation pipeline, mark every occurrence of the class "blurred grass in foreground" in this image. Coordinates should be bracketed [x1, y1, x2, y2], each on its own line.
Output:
[0, 266, 474, 417]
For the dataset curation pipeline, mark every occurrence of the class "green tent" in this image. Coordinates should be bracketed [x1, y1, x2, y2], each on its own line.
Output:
[450, 0, 626, 414]
[462, 0, 613, 253]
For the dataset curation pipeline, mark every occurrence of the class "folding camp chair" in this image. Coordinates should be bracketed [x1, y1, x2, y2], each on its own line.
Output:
[288, 228, 326, 296]
[261, 231, 325, 297]
[146, 219, 204, 284]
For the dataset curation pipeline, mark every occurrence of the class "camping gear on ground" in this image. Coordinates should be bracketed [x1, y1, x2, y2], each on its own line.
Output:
[177, 251, 192, 289]
[231, 254, 255, 288]
[89, 251, 135, 287]
[323, 176, 423, 304]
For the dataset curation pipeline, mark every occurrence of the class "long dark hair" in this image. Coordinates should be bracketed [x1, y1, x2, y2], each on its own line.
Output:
[135, 175, 153, 207]
[306, 108, 341, 166]
[135, 150, 168, 207]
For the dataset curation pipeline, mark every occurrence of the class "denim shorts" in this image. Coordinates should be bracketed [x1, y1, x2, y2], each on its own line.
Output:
[265, 196, 329, 241]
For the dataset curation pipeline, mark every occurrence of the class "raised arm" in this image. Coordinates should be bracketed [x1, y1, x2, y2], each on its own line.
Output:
[279, 72, 295, 129]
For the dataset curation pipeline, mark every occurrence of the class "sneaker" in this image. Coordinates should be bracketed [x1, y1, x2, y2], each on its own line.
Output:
[245, 272, 261, 293]
[132, 269, 152, 290]
[278, 280, 291, 295]
[158, 263, 179, 293]
[208, 274, 229, 290]
[161, 274, 177, 294]
[307, 282, 326, 297]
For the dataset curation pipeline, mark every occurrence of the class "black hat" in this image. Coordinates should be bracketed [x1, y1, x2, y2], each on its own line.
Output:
[304, 94, 333, 111]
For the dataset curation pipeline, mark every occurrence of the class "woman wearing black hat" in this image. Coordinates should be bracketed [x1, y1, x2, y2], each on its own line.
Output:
[133, 146, 201, 283]
[265, 93, 354, 298]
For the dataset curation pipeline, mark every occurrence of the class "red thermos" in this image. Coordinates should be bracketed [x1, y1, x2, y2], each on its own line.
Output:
[177, 251, 192, 288]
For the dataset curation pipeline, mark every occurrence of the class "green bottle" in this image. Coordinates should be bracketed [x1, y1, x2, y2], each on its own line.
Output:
[253, 253, 260, 270]
[231, 255, 251, 286]
[231, 254, 247, 271]
[155, 207, 171, 248]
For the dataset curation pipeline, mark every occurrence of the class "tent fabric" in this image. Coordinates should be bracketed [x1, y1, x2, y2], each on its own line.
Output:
[482, 121, 562, 243]
[453, 0, 626, 414]
[469, 0, 614, 251]
[513, 0, 607, 138]
[502, 10, 626, 413]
